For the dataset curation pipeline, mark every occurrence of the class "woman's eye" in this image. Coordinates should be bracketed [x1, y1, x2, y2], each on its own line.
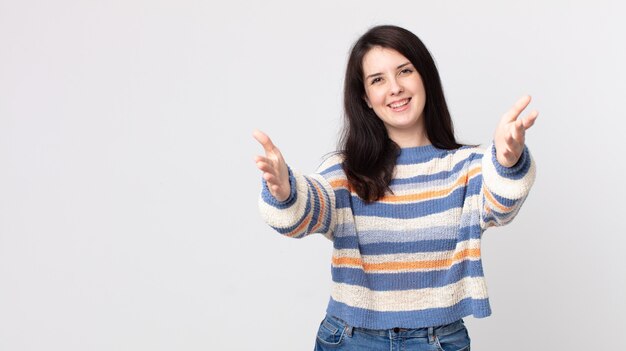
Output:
[370, 77, 382, 85]
[400, 68, 413, 74]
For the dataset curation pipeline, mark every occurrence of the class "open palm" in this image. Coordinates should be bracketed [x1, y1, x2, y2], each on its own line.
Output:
[253, 129, 291, 202]
[494, 95, 539, 167]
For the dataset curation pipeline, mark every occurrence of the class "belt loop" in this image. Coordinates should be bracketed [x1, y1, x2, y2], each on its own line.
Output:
[346, 325, 353, 337]
[427, 326, 435, 344]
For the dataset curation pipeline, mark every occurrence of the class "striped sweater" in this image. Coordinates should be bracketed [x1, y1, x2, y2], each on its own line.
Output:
[258, 142, 535, 329]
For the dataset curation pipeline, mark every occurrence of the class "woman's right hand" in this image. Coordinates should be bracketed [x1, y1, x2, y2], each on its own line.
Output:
[253, 129, 291, 202]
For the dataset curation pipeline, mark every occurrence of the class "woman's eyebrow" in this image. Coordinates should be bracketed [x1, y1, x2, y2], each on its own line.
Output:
[365, 62, 412, 80]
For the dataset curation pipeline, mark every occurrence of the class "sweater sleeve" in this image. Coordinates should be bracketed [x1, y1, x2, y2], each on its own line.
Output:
[257, 156, 339, 240]
[479, 142, 536, 230]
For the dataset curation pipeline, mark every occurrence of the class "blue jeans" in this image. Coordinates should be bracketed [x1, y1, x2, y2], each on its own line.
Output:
[314, 314, 471, 351]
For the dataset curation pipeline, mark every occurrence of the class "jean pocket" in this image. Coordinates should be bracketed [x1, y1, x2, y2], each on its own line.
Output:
[316, 315, 347, 347]
[436, 324, 471, 351]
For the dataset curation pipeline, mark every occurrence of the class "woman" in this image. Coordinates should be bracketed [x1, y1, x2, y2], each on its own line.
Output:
[253, 25, 537, 351]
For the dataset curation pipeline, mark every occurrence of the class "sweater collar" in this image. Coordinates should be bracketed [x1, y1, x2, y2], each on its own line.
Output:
[397, 144, 444, 164]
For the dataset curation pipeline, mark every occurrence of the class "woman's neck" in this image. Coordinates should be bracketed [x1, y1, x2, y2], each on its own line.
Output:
[388, 129, 430, 148]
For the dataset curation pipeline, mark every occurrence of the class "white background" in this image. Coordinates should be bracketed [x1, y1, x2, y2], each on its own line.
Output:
[1, 1, 624, 350]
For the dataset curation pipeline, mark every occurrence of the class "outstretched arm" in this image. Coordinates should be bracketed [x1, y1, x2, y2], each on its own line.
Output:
[253, 130, 337, 240]
[480, 95, 538, 229]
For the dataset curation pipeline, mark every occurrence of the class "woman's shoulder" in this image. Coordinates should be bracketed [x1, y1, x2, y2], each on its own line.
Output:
[315, 151, 345, 176]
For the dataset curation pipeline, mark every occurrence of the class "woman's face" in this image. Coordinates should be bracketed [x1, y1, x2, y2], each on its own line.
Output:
[362, 46, 427, 144]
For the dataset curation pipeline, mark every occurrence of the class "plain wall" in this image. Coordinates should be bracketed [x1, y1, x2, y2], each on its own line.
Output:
[1, 0, 624, 350]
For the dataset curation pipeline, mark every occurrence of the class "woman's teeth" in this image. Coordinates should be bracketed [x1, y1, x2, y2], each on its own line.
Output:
[389, 98, 410, 108]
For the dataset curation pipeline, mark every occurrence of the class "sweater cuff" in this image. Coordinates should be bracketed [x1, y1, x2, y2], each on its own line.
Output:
[491, 143, 531, 180]
[260, 166, 298, 208]
[482, 142, 536, 199]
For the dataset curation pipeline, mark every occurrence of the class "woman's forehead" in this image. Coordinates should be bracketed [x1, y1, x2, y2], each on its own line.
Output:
[362, 47, 411, 73]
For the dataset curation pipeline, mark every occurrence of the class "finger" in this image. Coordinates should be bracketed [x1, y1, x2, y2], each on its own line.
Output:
[263, 172, 281, 185]
[262, 172, 273, 183]
[254, 156, 276, 172]
[256, 160, 277, 175]
[521, 110, 539, 130]
[513, 118, 526, 140]
[503, 95, 532, 122]
[511, 124, 525, 144]
[254, 155, 271, 164]
[258, 152, 286, 173]
[252, 129, 277, 154]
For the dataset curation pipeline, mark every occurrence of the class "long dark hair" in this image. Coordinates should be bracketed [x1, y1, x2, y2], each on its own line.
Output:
[339, 25, 462, 203]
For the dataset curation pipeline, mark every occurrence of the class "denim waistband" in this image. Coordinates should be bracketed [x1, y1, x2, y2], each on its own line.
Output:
[324, 314, 465, 338]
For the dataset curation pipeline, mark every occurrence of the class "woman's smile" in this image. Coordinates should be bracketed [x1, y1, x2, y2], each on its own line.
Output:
[388, 97, 411, 111]
[362, 46, 428, 146]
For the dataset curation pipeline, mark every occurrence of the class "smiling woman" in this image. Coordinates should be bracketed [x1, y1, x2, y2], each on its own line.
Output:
[253, 25, 538, 351]
[340, 25, 467, 203]
[362, 47, 428, 147]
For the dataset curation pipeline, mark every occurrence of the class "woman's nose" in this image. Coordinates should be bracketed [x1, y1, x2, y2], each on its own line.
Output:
[389, 78, 404, 95]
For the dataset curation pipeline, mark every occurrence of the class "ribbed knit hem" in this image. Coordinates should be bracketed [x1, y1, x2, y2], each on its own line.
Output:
[260, 166, 297, 208]
[490, 143, 531, 180]
[326, 297, 492, 329]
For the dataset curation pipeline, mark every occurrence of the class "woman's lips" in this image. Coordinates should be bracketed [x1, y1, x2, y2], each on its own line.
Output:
[388, 97, 411, 112]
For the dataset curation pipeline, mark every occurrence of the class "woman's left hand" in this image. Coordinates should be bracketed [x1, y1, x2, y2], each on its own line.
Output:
[494, 95, 539, 167]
